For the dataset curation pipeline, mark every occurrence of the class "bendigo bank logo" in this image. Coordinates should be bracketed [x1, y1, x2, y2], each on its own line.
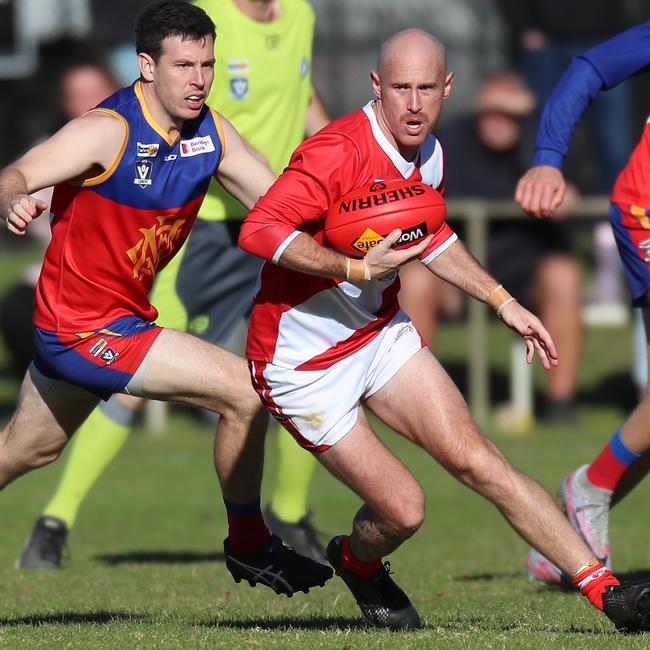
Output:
[127, 215, 186, 280]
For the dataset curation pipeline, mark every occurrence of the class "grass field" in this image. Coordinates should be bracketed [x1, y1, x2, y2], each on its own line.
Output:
[1, 244, 650, 648]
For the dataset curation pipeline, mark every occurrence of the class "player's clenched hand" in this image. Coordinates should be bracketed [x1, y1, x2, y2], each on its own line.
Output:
[4, 194, 48, 236]
[364, 230, 433, 279]
[498, 301, 559, 370]
[515, 165, 566, 219]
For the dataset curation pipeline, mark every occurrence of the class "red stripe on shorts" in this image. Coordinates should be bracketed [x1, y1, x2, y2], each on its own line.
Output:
[248, 360, 331, 453]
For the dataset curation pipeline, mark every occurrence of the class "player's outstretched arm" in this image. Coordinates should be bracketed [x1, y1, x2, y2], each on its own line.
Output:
[426, 239, 558, 368]
[497, 301, 559, 370]
[0, 111, 125, 235]
[515, 165, 567, 219]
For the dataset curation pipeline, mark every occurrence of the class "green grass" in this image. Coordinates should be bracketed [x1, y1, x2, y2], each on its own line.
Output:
[0, 245, 649, 647]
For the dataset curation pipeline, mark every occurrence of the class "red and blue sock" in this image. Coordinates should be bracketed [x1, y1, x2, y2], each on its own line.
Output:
[587, 429, 641, 491]
[224, 498, 271, 556]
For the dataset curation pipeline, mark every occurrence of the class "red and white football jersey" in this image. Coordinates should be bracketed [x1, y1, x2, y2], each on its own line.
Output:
[240, 102, 457, 369]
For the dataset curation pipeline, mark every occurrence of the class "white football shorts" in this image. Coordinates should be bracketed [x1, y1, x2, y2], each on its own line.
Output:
[249, 310, 424, 452]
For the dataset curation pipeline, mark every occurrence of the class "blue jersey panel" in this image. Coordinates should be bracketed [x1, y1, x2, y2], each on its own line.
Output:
[92, 83, 223, 211]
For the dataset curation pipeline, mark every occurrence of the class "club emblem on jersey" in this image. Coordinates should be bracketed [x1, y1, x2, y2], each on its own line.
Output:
[229, 77, 249, 100]
[88, 338, 118, 364]
[134, 159, 153, 187]
[180, 135, 216, 157]
[300, 56, 310, 78]
[137, 142, 159, 157]
[266, 35, 280, 49]
[127, 215, 187, 280]
[100, 348, 119, 364]
[352, 227, 385, 253]
[370, 181, 387, 192]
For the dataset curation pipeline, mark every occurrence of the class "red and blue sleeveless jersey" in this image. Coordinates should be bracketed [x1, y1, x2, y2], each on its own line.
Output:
[34, 81, 225, 333]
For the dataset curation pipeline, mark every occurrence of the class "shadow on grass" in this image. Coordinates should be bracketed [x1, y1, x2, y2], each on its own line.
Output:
[616, 568, 650, 582]
[453, 571, 522, 582]
[435, 617, 605, 635]
[0, 611, 149, 626]
[198, 616, 377, 631]
[94, 550, 224, 565]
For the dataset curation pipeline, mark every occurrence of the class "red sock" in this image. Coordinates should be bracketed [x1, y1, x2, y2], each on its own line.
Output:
[341, 536, 382, 579]
[587, 445, 627, 491]
[224, 499, 271, 556]
[572, 560, 620, 610]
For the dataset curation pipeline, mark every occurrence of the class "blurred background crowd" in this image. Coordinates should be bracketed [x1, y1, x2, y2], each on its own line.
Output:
[1, 0, 650, 426]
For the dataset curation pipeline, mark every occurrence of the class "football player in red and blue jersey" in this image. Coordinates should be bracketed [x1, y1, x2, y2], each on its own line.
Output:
[515, 20, 650, 594]
[0, 0, 333, 597]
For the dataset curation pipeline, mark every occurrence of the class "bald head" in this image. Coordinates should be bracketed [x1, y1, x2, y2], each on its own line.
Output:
[370, 28, 452, 160]
[377, 29, 446, 78]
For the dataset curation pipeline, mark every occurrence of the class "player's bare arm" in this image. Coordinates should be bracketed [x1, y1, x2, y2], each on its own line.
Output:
[214, 115, 276, 209]
[277, 229, 433, 281]
[426, 239, 558, 369]
[0, 111, 125, 235]
[515, 164, 567, 219]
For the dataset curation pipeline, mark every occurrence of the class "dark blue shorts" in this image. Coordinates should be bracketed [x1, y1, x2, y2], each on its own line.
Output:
[610, 202, 650, 307]
[33, 315, 162, 400]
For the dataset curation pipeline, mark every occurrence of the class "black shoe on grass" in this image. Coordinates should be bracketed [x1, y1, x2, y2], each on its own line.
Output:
[224, 533, 333, 597]
[17, 516, 68, 569]
[326, 535, 421, 630]
[263, 506, 327, 564]
[603, 582, 650, 633]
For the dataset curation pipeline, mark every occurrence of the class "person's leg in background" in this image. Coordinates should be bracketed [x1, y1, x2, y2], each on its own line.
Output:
[17, 240, 191, 568]
[527, 205, 650, 582]
[488, 220, 582, 423]
[174, 220, 324, 562]
[532, 251, 583, 422]
[17, 393, 140, 568]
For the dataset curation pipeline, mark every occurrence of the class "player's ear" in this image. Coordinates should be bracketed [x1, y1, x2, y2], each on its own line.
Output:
[443, 71, 454, 99]
[138, 53, 155, 82]
[370, 70, 381, 99]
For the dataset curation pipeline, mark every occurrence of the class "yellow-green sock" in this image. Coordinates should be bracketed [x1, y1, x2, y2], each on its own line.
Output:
[43, 401, 132, 527]
[269, 428, 316, 523]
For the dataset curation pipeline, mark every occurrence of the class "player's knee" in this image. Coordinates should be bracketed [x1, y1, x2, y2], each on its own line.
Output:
[388, 485, 425, 538]
[0, 438, 62, 474]
[219, 388, 264, 425]
[450, 439, 512, 494]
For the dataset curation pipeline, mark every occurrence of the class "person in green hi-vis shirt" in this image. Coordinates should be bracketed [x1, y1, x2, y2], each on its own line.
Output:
[18, 0, 330, 569]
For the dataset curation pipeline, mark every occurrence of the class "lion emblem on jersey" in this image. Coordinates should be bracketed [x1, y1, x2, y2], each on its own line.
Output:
[127, 215, 186, 280]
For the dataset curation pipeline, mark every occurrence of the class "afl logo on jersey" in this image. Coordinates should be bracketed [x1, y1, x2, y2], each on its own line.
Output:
[134, 159, 153, 187]
[230, 77, 249, 100]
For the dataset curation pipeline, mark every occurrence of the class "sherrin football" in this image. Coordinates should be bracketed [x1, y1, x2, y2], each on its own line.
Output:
[324, 178, 446, 258]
